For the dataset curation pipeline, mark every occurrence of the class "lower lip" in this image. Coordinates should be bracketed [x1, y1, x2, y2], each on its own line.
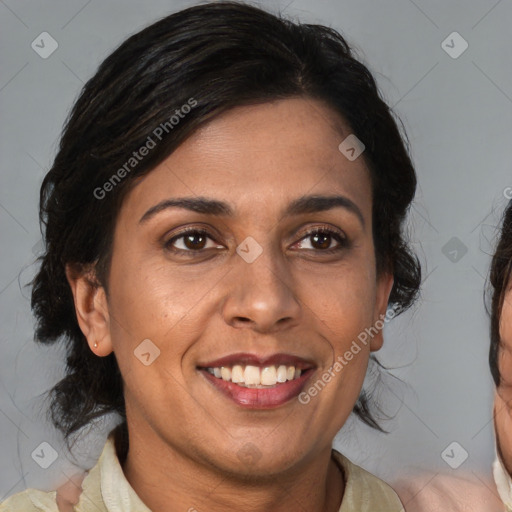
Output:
[200, 369, 313, 409]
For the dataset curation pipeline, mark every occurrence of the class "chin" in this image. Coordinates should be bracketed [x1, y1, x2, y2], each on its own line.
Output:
[208, 438, 311, 479]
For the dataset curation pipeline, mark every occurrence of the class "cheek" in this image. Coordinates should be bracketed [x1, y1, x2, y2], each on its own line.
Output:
[108, 254, 217, 340]
[298, 262, 377, 343]
[501, 290, 512, 344]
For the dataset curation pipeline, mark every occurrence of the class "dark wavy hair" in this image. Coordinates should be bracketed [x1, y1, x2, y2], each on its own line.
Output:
[489, 200, 512, 386]
[31, 1, 421, 448]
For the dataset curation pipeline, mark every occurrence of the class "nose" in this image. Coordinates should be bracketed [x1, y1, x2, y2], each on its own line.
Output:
[221, 243, 302, 334]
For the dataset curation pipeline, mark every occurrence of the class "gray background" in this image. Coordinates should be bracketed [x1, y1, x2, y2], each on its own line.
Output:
[1, 0, 511, 500]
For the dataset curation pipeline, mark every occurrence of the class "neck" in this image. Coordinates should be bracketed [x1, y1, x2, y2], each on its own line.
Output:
[121, 422, 344, 512]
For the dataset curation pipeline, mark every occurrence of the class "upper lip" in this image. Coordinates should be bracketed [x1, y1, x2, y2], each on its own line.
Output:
[198, 352, 316, 371]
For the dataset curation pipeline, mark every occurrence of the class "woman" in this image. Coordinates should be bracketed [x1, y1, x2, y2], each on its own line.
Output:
[394, 201, 512, 512]
[491, 200, 512, 510]
[0, 2, 421, 510]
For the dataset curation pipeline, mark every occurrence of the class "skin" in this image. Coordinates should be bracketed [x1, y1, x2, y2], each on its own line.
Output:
[55, 472, 86, 512]
[495, 283, 512, 476]
[394, 473, 503, 512]
[66, 97, 394, 512]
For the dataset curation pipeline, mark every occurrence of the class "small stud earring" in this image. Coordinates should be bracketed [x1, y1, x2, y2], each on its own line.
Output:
[94, 342, 98, 348]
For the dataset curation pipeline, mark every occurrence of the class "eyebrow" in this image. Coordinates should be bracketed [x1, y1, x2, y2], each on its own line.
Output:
[139, 194, 365, 228]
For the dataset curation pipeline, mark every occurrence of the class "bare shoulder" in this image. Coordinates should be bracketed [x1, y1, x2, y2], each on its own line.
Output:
[393, 471, 504, 512]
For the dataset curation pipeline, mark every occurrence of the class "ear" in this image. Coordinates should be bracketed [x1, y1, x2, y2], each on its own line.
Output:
[369, 272, 394, 352]
[65, 264, 113, 357]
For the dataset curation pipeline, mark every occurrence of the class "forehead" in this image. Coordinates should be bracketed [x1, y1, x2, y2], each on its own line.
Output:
[121, 97, 372, 222]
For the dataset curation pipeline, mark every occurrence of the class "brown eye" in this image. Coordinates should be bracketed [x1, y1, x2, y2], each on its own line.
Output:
[165, 229, 223, 253]
[310, 231, 332, 250]
[294, 228, 348, 252]
[183, 232, 207, 250]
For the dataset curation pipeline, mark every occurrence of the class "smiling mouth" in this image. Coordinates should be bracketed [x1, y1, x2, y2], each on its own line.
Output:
[204, 364, 303, 388]
[197, 353, 316, 408]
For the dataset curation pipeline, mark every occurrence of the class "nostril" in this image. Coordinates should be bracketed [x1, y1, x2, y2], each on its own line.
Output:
[235, 317, 251, 322]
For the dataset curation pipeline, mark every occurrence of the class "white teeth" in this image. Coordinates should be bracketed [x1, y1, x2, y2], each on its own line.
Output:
[205, 364, 305, 387]
[244, 365, 261, 385]
[231, 365, 244, 383]
[261, 366, 277, 385]
[276, 365, 288, 383]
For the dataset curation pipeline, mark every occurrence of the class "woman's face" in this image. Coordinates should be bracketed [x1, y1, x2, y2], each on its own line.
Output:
[90, 98, 393, 476]
[502, 286, 512, 339]
[495, 275, 512, 474]
[499, 281, 512, 387]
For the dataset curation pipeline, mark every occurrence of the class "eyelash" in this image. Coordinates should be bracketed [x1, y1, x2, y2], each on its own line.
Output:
[297, 227, 349, 253]
[163, 226, 349, 256]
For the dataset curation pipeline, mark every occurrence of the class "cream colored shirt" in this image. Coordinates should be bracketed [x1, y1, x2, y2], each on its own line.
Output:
[0, 433, 404, 511]
[493, 449, 512, 511]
